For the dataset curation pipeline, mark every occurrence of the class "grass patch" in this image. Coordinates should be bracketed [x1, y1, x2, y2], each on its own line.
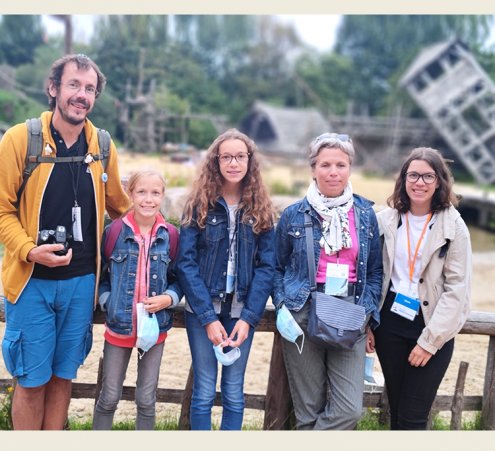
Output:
[357, 409, 484, 431]
[68, 414, 181, 431]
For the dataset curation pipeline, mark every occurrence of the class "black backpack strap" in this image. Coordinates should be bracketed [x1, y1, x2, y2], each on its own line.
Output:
[15, 118, 43, 208]
[15, 122, 112, 208]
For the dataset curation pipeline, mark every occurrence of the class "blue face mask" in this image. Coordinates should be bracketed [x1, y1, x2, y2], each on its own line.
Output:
[276, 304, 304, 354]
[364, 355, 377, 384]
[136, 303, 159, 357]
[213, 343, 241, 366]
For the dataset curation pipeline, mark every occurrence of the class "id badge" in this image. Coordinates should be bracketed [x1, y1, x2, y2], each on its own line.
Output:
[391, 293, 420, 321]
[325, 262, 349, 296]
[226, 259, 235, 294]
[397, 280, 418, 299]
[72, 206, 83, 242]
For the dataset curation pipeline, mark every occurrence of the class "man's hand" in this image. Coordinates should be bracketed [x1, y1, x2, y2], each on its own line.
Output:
[27, 244, 72, 267]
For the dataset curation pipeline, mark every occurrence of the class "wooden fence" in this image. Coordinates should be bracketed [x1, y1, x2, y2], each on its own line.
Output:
[2, 305, 495, 430]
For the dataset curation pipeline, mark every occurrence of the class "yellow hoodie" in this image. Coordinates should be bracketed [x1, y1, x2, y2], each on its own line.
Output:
[0, 111, 130, 303]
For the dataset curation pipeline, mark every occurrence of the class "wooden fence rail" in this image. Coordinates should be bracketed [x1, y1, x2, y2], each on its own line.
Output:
[2, 305, 495, 430]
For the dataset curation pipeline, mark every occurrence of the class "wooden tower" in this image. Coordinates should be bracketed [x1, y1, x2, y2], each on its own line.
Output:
[401, 38, 495, 184]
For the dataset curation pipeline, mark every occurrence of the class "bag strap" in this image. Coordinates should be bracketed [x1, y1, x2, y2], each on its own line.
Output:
[304, 212, 317, 302]
[97, 128, 111, 173]
[104, 218, 123, 260]
[15, 118, 43, 208]
[104, 218, 178, 262]
[166, 222, 178, 261]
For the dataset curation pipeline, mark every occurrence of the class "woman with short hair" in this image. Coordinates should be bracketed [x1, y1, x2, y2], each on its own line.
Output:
[273, 132, 383, 430]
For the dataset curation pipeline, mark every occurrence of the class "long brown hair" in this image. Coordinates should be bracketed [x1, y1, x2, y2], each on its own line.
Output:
[388, 147, 458, 213]
[182, 129, 274, 233]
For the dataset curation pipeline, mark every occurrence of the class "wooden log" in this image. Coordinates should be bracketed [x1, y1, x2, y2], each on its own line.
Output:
[451, 361, 469, 430]
[93, 356, 104, 410]
[482, 336, 495, 429]
[263, 332, 293, 430]
[378, 384, 390, 427]
[4, 305, 495, 336]
[178, 366, 194, 430]
[426, 409, 438, 430]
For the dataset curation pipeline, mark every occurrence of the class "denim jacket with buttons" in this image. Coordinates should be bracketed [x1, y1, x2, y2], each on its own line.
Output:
[98, 220, 182, 335]
[273, 195, 383, 327]
[176, 198, 276, 328]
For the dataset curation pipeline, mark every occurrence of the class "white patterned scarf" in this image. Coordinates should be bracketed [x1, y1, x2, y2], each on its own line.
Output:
[306, 180, 354, 255]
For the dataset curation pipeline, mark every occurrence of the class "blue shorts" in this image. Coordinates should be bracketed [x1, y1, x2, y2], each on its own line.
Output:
[2, 274, 95, 388]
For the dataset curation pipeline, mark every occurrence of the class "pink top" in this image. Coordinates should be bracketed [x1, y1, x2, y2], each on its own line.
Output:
[316, 207, 358, 283]
[105, 211, 168, 348]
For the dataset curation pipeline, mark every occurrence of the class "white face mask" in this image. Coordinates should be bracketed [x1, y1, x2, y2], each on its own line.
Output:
[213, 343, 241, 366]
[136, 303, 159, 357]
[276, 304, 305, 354]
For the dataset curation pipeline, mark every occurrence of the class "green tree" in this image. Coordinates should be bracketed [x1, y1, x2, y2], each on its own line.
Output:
[0, 15, 45, 66]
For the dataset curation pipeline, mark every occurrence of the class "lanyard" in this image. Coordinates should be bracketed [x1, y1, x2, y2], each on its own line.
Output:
[138, 224, 155, 301]
[405, 212, 432, 282]
[68, 161, 82, 207]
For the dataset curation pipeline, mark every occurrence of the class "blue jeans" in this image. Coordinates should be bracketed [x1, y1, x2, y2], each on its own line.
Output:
[185, 305, 255, 430]
[92, 340, 165, 430]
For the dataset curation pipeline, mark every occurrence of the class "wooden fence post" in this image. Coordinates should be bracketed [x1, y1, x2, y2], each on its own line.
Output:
[482, 336, 495, 429]
[378, 383, 390, 427]
[93, 357, 104, 410]
[263, 332, 294, 430]
[451, 361, 469, 430]
[178, 366, 194, 430]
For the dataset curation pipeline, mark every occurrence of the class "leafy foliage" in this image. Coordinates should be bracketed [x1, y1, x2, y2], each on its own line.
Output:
[0, 16, 44, 66]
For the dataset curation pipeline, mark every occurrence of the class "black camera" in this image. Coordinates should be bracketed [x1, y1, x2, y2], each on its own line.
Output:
[38, 225, 70, 256]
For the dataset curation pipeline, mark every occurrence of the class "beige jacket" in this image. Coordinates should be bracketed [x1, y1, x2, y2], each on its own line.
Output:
[377, 206, 472, 354]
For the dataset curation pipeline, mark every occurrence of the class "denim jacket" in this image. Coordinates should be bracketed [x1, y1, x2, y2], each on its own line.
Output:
[99, 221, 182, 335]
[176, 198, 276, 328]
[273, 194, 383, 327]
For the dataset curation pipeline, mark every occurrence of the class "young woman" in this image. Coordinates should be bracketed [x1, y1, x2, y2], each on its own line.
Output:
[273, 133, 383, 430]
[176, 129, 275, 430]
[92, 169, 182, 430]
[367, 147, 472, 430]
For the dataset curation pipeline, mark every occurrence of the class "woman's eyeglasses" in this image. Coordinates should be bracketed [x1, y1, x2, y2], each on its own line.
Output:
[405, 172, 437, 184]
[217, 153, 250, 165]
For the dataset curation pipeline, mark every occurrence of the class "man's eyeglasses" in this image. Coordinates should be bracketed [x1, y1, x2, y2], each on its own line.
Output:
[315, 133, 350, 142]
[405, 172, 438, 184]
[217, 153, 250, 165]
[63, 81, 98, 96]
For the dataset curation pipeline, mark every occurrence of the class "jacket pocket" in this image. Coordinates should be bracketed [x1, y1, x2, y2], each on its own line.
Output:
[2, 329, 24, 377]
[288, 225, 306, 254]
[205, 214, 227, 243]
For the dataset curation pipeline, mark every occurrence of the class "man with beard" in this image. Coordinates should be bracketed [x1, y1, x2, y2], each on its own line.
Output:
[0, 54, 130, 429]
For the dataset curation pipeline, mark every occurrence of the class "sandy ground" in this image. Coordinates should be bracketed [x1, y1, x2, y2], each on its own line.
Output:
[1, 153, 494, 427]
